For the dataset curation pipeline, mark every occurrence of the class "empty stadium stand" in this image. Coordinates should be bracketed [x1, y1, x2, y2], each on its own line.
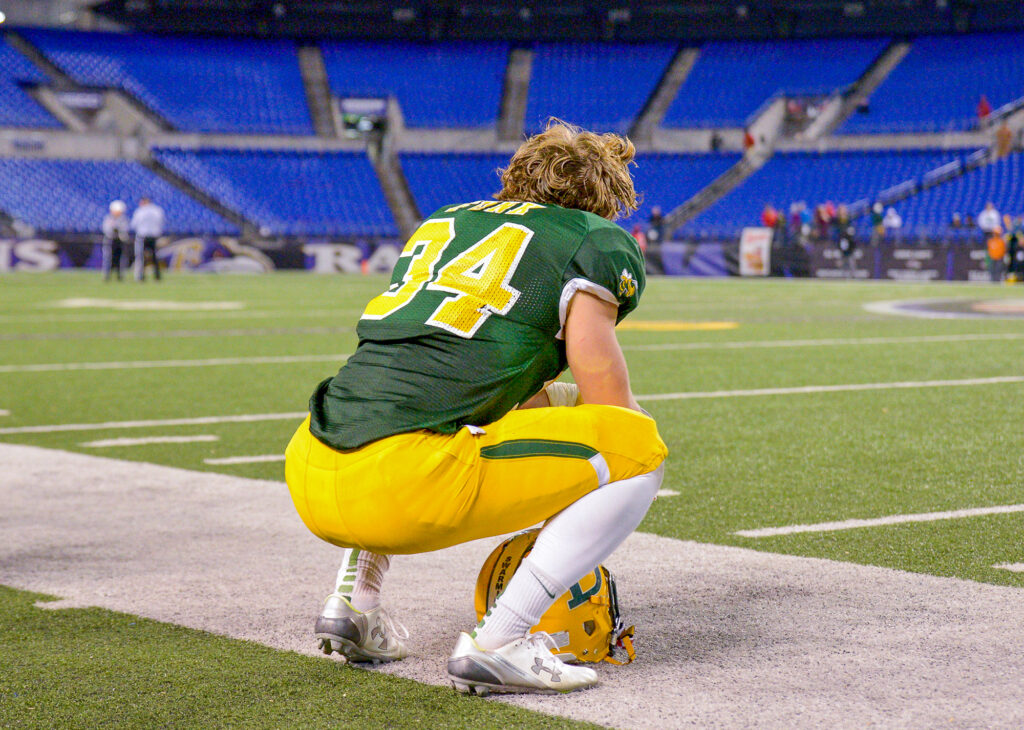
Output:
[0, 158, 238, 235]
[524, 42, 677, 133]
[683, 149, 972, 237]
[663, 37, 889, 128]
[21, 28, 313, 135]
[399, 151, 741, 231]
[0, 36, 60, 128]
[320, 41, 509, 128]
[890, 151, 1024, 235]
[152, 148, 397, 237]
[840, 32, 1024, 134]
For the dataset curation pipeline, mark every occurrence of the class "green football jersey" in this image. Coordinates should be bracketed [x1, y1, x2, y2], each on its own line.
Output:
[309, 200, 645, 450]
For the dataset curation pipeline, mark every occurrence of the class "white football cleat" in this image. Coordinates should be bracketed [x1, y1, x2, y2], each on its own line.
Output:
[447, 631, 598, 695]
[315, 593, 408, 664]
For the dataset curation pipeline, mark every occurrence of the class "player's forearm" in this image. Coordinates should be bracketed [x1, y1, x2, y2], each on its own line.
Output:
[569, 343, 640, 411]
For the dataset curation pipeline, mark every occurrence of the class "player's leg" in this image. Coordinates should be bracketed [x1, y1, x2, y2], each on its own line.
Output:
[112, 239, 123, 280]
[284, 417, 424, 662]
[314, 548, 408, 663]
[134, 236, 144, 281]
[148, 238, 161, 280]
[447, 402, 667, 694]
[102, 241, 112, 281]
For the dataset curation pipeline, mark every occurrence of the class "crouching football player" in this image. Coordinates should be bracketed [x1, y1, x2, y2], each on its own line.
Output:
[285, 120, 668, 695]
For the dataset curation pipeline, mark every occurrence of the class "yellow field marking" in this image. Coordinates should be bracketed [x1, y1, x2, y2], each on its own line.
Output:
[618, 321, 739, 332]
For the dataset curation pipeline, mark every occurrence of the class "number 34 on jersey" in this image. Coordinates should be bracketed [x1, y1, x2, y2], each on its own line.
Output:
[361, 218, 533, 338]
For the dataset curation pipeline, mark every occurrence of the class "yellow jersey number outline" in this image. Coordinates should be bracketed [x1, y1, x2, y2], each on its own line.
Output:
[361, 218, 534, 338]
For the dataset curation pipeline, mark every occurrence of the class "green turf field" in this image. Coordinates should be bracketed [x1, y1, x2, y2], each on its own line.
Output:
[2, 271, 1023, 727]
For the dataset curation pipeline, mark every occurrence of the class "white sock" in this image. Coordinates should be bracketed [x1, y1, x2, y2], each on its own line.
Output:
[334, 549, 390, 612]
[474, 464, 664, 649]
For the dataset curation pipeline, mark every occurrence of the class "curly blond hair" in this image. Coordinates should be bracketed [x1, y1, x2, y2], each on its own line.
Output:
[496, 120, 638, 221]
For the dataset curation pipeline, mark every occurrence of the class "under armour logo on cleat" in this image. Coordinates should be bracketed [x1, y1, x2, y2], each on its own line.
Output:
[531, 657, 561, 682]
[371, 625, 388, 650]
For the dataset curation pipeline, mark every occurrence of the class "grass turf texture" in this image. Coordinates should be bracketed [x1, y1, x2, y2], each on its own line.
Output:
[0, 586, 594, 730]
[3, 272, 1023, 725]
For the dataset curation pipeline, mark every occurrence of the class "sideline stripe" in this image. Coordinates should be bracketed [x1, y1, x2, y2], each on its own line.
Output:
[993, 563, 1024, 573]
[735, 504, 1024, 538]
[623, 332, 1024, 352]
[0, 326, 355, 342]
[5, 375, 1024, 435]
[204, 455, 286, 465]
[0, 353, 349, 374]
[636, 375, 1024, 402]
[81, 435, 219, 448]
[0, 412, 307, 435]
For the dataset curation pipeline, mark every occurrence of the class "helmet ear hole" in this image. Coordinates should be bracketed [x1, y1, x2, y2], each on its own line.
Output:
[582, 620, 596, 636]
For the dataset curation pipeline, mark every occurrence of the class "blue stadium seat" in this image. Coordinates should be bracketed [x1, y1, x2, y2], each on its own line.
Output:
[0, 36, 61, 128]
[625, 152, 740, 231]
[22, 29, 313, 135]
[0, 158, 237, 235]
[683, 149, 969, 237]
[153, 148, 396, 237]
[524, 42, 677, 133]
[400, 152, 508, 218]
[840, 33, 1024, 134]
[892, 152, 1024, 235]
[399, 151, 739, 232]
[320, 41, 508, 128]
[664, 38, 888, 128]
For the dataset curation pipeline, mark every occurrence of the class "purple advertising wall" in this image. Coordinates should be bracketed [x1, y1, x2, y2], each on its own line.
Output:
[0, 236, 1001, 283]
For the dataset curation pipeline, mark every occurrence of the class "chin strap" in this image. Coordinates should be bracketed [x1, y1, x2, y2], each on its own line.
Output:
[604, 624, 636, 665]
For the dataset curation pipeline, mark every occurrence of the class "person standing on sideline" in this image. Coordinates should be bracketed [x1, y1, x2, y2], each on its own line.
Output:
[131, 197, 166, 281]
[101, 200, 129, 281]
[978, 201, 1001, 239]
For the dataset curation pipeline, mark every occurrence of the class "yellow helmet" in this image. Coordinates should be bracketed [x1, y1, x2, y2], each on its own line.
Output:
[474, 529, 635, 664]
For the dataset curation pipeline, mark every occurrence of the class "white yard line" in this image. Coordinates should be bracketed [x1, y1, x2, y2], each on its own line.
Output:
[5, 374, 1024, 435]
[0, 412, 307, 435]
[657, 489, 680, 497]
[0, 353, 349, 374]
[0, 409, 9, 416]
[636, 375, 1024, 402]
[204, 455, 286, 465]
[623, 332, 1024, 352]
[5, 332, 1021, 375]
[81, 435, 220, 448]
[993, 563, 1024, 573]
[735, 504, 1024, 538]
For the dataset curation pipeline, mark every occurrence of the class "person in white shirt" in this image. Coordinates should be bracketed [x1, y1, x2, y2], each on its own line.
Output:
[882, 207, 902, 244]
[978, 202, 1001, 236]
[101, 200, 130, 281]
[130, 197, 166, 281]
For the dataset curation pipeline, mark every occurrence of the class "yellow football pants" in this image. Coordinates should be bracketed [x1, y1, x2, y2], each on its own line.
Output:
[285, 404, 667, 555]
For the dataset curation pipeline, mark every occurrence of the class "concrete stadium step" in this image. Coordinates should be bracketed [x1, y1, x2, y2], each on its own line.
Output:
[297, 44, 338, 139]
[817, 39, 912, 138]
[631, 46, 699, 142]
[141, 156, 258, 238]
[498, 48, 533, 142]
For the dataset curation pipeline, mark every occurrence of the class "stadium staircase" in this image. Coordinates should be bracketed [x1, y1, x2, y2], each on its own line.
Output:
[369, 132, 420, 239]
[814, 40, 912, 139]
[7, 30, 171, 136]
[498, 48, 533, 141]
[141, 156, 258, 238]
[630, 47, 699, 142]
[662, 153, 767, 232]
[297, 45, 338, 139]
